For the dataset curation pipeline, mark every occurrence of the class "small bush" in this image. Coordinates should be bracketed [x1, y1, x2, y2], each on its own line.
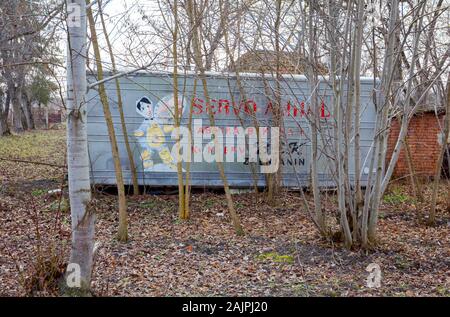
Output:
[23, 252, 67, 296]
[383, 188, 413, 204]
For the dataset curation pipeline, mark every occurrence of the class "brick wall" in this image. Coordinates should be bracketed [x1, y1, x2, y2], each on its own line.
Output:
[386, 112, 444, 178]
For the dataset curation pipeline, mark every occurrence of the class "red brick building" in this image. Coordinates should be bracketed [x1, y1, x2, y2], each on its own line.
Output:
[386, 108, 446, 179]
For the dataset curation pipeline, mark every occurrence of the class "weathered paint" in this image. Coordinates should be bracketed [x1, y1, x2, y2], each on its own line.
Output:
[86, 71, 376, 188]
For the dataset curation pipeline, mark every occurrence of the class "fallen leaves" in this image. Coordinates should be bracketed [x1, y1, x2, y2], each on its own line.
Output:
[1, 129, 449, 296]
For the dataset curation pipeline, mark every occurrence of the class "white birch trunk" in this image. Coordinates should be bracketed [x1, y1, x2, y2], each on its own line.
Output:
[66, 0, 95, 292]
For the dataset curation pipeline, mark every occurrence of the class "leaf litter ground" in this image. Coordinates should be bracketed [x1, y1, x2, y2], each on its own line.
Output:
[0, 129, 449, 296]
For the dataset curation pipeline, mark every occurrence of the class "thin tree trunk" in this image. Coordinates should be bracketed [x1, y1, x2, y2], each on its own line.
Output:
[184, 78, 198, 219]
[219, 0, 259, 195]
[98, 0, 139, 196]
[340, 1, 355, 246]
[419, 0, 444, 102]
[87, 0, 128, 242]
[353, 0, 365, 238]
[267, 0, 283, 206]
[66, 0, 95, 293]
[187, 0, 243, 235]
[22, 91, 34, 130]
[380, 1, 425, 197]
[361, 0, 381, 248]
[0, 89, 11, 136]
[0, 112, 9, 136]
[172, 0, 187, 220]
[308, 0, 326, 236]
[429, 74, 450, 225]
[45, 106, 49, 129]
[10, 85, 24, 133]
[368, 0, 400, 242]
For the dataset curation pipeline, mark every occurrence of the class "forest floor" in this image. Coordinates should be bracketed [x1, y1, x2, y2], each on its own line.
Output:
[0, 129, 449, 297]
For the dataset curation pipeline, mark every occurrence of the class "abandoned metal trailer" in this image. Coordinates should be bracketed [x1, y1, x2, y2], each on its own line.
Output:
[86, 71, 376, 188]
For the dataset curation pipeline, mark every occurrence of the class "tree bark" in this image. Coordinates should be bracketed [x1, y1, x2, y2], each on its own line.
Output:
[308, 0, 326, 236]
[87, 0, 128, 242]
[66, 0, 95, 293]
[98, 0, 140, 196]
[172, 0, 187, 220]
[219, 0, 260, 195]
[368, 0, 399, 242]
[45, 106, 49, 129]
[22, 90, 35, 130]
[184, 78, 197, 219]
[352, 0, 365, 239]
[10, 84, 24, 133]
[187, 0, 244, 235]
[380, 1, 425, 197]
[0, 89, 11, 136]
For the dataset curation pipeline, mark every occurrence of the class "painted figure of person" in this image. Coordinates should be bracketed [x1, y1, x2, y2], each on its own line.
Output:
[134, 95, 179, 172]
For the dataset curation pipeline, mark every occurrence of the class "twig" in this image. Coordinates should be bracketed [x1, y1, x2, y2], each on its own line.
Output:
[0, 157, 66, 168]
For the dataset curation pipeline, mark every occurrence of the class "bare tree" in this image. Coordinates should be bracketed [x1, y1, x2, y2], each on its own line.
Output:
[307, 0, 326, 236]
[171, 0, 188, 220]
[65, 0, 95, 292]
[98, 0, 140, 196]
[186, 0, 244, 235]
[86, 0, 128, 242]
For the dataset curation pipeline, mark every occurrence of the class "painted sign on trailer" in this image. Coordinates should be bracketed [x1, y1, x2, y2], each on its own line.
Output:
[86, 71, 376, 188]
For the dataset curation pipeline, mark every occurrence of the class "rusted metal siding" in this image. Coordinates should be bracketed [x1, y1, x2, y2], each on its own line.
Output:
[86, 71, 376, 188]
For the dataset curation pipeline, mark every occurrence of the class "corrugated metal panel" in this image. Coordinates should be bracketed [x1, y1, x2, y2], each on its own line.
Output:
[86, 71, 376, 188]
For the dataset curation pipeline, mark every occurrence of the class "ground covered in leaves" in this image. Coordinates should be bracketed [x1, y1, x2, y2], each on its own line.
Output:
[1, 129, 449, 296]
